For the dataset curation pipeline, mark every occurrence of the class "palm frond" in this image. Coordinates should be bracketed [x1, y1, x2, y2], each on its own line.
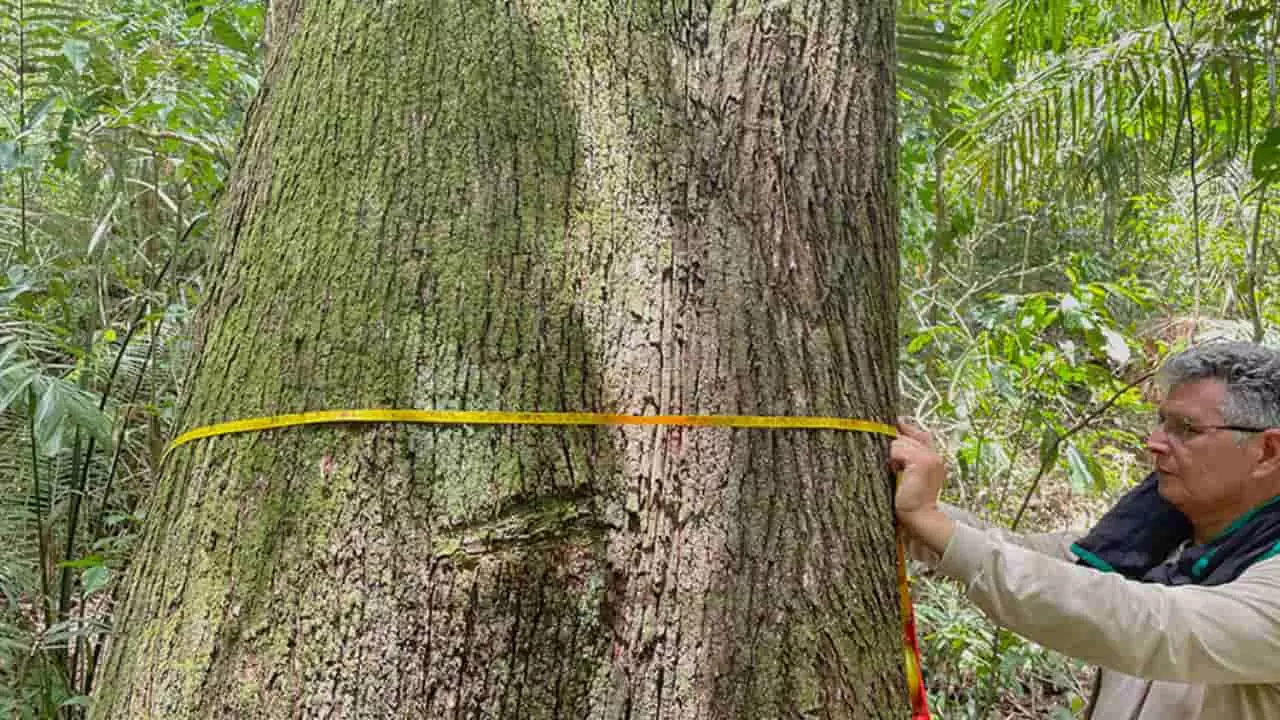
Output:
[0, 0, 82, 102]
[949, 12, 1268, 206]
[0, 0, 86, 181]
[898, 13, 964, 104]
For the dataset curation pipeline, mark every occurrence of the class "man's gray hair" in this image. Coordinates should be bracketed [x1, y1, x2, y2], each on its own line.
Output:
[1159, 341, 1280, 430]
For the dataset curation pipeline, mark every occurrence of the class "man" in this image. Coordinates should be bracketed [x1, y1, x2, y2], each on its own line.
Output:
[892, 341, 1280, 719]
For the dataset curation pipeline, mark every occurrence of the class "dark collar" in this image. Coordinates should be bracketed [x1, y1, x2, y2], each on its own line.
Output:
[1071, 472, 1280, 586]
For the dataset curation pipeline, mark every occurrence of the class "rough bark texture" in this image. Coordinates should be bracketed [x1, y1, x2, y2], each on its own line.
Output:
[92, 0, 903, 717]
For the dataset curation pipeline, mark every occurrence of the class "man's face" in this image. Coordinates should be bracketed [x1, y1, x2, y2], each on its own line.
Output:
[1146, 378, 1260, 526]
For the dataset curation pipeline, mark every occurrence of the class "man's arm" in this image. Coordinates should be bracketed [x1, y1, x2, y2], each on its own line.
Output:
[890, 420, 1280, 685]
[906, 504, 1080, 565]
[938, 523, 1280, 684]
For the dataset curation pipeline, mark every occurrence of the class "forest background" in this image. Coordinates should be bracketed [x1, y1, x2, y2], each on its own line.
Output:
[0, 0, 1274, 717]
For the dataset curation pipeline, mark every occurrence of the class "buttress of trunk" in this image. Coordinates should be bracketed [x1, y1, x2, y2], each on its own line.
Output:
[92, 0, 905, 718]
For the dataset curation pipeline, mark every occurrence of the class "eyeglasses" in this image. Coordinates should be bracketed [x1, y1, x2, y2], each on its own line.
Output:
[1154, 414, 1271, 443]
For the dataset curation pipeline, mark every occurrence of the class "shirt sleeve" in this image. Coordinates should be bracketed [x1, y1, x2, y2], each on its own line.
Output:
[937, 522, 1280, 684]
[905, 503, 1080, 566]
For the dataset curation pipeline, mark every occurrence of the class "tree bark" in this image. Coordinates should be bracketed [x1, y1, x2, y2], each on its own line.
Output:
[92, 0, 904, 717]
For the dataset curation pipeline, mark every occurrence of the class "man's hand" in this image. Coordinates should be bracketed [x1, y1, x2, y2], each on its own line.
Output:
[890, 420, 957, 554]
[891, 421, 947, 513]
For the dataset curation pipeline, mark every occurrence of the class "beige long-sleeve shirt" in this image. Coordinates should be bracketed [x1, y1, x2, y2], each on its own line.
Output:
[927, 513, 1280, 719]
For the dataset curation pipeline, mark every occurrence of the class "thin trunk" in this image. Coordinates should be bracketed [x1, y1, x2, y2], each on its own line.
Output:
[93, 1, 905, 718]
[1255, 0, 1280, 344]
[1269, 0, 1278, 127]
[1248, 186, 1268, 343]
[30, 389, 52, 628]
[923, 0, 951, 383]
[924, 121, 947, 382]
[928, 143, 947, 318]
[17, 0, 27, 257]
[1162, 0, 1202, 323]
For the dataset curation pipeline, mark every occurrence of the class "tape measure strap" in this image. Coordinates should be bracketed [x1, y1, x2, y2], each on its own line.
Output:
[162, 407, 925, 716]
[166, 409, 898, 455]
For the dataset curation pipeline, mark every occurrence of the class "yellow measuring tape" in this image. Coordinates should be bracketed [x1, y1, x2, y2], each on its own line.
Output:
[165, 408, 898, 457]
[162, 407, 928, 716]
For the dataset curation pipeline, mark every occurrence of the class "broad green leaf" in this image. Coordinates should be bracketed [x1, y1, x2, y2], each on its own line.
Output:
[88, 196, 122, 255]
[1038, 429, 1060, 471]
[982, 439, 1012, 474]
[0, 365, 37, 416]
[22, 96, 57, 134]
[61, 38, 90, 73]
[57, 555, 104, 569]
[1100, 327, 1131, 365]
[82, 566, 111, 596]
[1065, 443, 1095, 494]
[1227, 7, 1269, 23]
[1251, 127, 1280, 182]
[906, 332, 934, 354]
[209, 15, 251, 55]
[1087, 452, 1108, 492]
[0, 141, 16, 170]
[990, 365, 1016, 398]
[33, 383, 61, 450]
[29, 377, 113, 452]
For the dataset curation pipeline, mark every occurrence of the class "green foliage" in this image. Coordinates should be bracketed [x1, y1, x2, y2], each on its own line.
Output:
[936, 0, 1271, 205]
[899, 0, 1280, 713]
[914, 573, 1089, 718]
[0, 0, 260, 715]
[1250, 127, 1280, 183]
[903, 262, 1155, 513]
[0, 0, 85, 141]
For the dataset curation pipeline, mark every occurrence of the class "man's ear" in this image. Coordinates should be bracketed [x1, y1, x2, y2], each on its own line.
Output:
[1253, 429, 1280, 478]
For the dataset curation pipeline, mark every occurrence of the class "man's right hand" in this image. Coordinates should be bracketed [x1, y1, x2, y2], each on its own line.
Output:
[891, 421, 947, 514]
[890, 420, 956, 553]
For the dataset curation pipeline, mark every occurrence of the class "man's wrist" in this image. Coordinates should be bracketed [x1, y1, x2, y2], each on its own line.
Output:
[899, 506, 957, 555]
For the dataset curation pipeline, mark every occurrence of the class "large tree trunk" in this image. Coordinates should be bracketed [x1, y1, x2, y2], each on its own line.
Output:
[92, 0, 903, 717]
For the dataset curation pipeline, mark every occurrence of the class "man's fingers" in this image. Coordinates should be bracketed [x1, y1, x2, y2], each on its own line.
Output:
[895, 418, 934, 446]
[889, 436, 927, 464]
